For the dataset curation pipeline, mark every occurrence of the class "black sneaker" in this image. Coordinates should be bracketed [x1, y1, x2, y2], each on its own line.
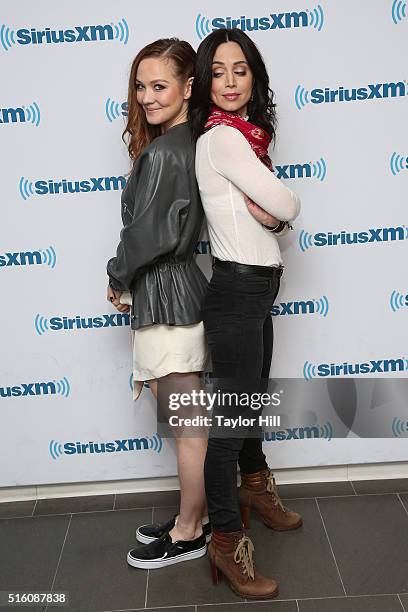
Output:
[136, 514, 212, 544]
[127, 531, 207, 569]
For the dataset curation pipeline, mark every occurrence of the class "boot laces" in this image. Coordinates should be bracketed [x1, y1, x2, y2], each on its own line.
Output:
[234, 535, 255, 580]
[266, 470, 286, 512]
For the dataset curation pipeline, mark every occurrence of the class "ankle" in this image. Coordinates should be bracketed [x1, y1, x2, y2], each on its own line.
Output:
[170, 518, 203, 541]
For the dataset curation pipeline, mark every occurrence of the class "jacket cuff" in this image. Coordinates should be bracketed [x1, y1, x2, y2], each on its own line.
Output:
[107, 258, 127, 292]
[108, 278, 123, 292]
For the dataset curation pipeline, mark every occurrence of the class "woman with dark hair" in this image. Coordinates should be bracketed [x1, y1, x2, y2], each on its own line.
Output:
[107, 38, 210, 569]
[189, 29, 302, 598]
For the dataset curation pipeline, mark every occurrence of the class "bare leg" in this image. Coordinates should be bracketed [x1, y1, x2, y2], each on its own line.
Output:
[148, 373, 208, 541]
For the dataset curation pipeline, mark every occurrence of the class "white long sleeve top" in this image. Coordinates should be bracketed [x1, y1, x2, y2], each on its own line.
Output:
[195, 125, 301, 266]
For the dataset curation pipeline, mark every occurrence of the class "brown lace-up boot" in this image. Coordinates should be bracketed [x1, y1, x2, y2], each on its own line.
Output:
[239, 469, 303, 531]
[208, 529, 278, 599]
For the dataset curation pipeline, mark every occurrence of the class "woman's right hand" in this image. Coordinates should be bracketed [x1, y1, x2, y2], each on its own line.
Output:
[243, 194, 280, 228]
[107, 285, 130, 313]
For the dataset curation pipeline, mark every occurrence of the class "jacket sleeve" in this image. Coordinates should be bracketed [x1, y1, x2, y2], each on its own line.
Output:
[207, 125, 301, 223]
[107, 145, 189, 291]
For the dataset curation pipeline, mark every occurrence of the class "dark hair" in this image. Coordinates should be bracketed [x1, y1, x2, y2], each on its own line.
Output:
[189, 28, 277, 142]
[123, 38, 195, 162]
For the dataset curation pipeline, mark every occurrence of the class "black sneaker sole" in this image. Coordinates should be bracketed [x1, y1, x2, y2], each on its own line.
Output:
[127, 543, 207, 569]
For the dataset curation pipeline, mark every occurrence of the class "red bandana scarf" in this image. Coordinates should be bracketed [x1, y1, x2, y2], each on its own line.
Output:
[204, 104, 273, 171]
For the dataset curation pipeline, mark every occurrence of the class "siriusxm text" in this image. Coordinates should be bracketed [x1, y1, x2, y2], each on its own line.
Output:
[272, 301, 316, 316]
[14, 25, 116, 45]
[1, 381, 58, 398]
[34, 176, 125, 195]
[47, 314, 130, 330]
[318, 359, 406, 376]
[64, 439, 150, 454]
[310, 82, 406, 104]
[0, 251, 41, 267]
[263, 427, 321, 441]
[211, 12, 309, 31]
[315, 227, 405, 246]
[0, 107, 25, 123]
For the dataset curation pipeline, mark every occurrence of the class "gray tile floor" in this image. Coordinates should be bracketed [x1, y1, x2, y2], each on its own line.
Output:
[1, 480, 408, 612]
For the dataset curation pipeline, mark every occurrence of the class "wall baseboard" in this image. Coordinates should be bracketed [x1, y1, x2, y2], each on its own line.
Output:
[1, 461, 408, 502]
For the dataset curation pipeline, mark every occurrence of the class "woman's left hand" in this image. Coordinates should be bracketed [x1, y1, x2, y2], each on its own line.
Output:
[244, 194, 280, 228]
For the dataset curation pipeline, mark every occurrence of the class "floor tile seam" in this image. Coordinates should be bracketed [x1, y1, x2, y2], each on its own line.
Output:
[144, 507, 154, 609]
[314, 497, 347, 596]
[96, 593, 407, 612]
[397, 493, 408, 517]
[250, 593, 408, 606]
[297, 593, 406, 601]
[97, 606, 195, 612]
[45, 513, 73, 612]
[3, 488, 408, 517]
[315, 491, 408, 500]
[0, 505, 157, 520]
[144, 569, 150, 609]
[97, 604, 241, 612]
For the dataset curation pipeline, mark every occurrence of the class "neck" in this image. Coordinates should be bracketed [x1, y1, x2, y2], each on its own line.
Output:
[161, 106, 188, 134]
[212, 103, 247, 118]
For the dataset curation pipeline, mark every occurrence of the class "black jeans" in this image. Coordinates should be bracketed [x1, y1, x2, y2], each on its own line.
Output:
[202, 259, 282, 532]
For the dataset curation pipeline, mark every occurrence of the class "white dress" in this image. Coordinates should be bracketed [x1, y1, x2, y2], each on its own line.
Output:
[120, 291, 210, 400]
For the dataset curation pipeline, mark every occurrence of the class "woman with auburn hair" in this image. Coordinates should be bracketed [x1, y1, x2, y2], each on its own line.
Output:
[106, 38, 210, 569]
[189, 29, 302, 598]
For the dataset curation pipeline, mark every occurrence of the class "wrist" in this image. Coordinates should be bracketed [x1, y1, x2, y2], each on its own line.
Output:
[262, 220, 286, 233]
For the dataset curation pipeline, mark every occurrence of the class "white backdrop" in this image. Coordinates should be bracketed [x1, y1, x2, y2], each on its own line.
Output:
[1, 0, 407, 487]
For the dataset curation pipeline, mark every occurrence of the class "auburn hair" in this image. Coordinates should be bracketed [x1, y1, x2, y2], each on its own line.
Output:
[123, 38, 196, 162]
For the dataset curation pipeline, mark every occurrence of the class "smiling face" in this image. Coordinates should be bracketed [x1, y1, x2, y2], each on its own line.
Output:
[136, 56, 192, 131]
[210, 41, 254, 116]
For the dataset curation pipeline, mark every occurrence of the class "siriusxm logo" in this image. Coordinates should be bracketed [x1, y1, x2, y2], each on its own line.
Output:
[49, 433, 162, 460]
[392, 417, 408, 437]
[390, 152, 408, 175]
[303, 358, 408, 380]
[295, 81, 407, 110]
[0, 246, 56, 269]
[391, 0, 407, 23]
[129, 373, 150, 391]
[299, 225, 408, 252]
[390, 290, 408, 312]
[195, 240, 211, 255]
[1, 377, 70, 399]
[19, 175, 125, 200]
[0, 102, 40, 126]
[0, 19, 129, 51]
[195, 5, 324, 39]
[263, 422, 333, 442]
[105, 98, 128, 122]
[35, 313, 130, 335]
[272, 295, 329, 317]
[275, 158, 326, 181]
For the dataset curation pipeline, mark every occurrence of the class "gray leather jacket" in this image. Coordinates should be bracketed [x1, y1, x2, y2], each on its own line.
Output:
[107, 122, 208, 330]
